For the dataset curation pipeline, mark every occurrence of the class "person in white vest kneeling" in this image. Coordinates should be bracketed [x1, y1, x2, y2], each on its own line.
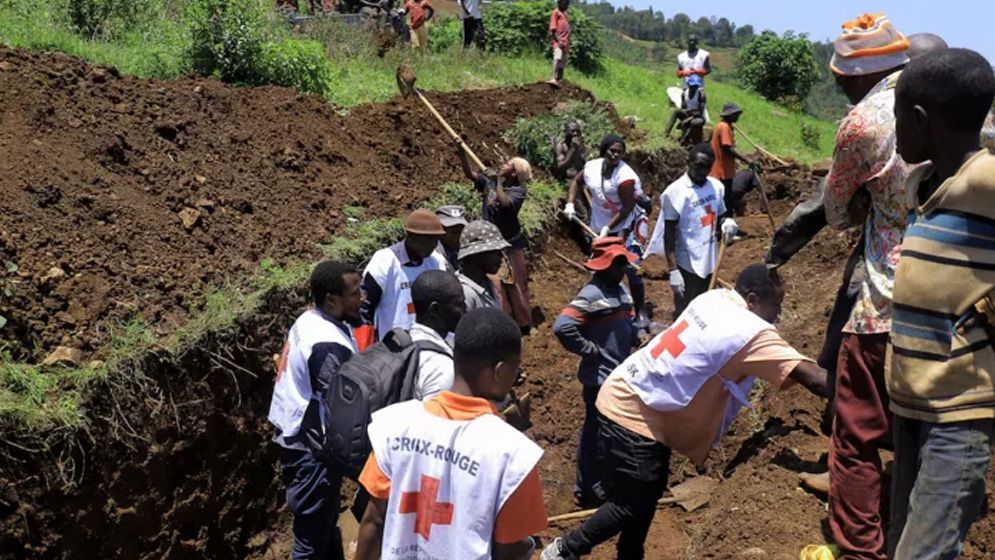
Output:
[268, 261, 363, 560]
[542, 265, 828, 560]
[354, 307, 548, 560]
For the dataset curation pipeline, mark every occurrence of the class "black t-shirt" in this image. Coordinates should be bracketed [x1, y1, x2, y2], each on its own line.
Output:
[475, 174, 527, 248]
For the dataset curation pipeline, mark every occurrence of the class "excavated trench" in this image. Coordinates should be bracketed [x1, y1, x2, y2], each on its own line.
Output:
[1, 46, 992, 560]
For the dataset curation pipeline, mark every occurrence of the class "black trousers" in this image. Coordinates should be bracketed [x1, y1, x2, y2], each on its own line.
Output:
[673, 266, 711, 318]
[462, 17, 484, 49]
[563, 415, 672, 560]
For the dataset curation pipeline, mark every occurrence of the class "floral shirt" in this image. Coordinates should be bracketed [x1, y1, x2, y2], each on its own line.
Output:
[824, 72, 914, 335]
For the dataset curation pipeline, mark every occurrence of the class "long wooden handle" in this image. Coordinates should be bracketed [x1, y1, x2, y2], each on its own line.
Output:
[754, 174, 778, 236]
[709, 236, 728, 290]
[414, 89, 487, 170]
[549, 497, 679, 523]
[736, 127, 789, 167]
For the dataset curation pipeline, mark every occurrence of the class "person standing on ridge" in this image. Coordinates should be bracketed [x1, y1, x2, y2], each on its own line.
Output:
[458, 0, 483, 49]
[677, 34, 711, 89]
[547, 0, 570, 86]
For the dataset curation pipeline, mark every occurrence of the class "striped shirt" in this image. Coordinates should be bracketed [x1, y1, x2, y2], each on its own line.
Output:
[553, 279, 637, 386]
[887, 148, 995, 423]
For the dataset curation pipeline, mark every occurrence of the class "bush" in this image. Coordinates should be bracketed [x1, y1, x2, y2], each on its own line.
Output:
[484, 1, 603, 74]
[429, 16, 462, 53]
[67, 0, 154, 39]
[736, 31, 819, 103]
[259, 38, 332, 95]
[504, 101, 614, 173]
[799, 122, 820, 150]
[185, 0, 267, 83]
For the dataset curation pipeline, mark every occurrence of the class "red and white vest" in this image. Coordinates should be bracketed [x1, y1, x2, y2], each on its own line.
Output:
[368, 400, 542, 559]
[646, 174, 725, 277]
[364, 241, 449, 338]
[268, 309, 357, 447]
[582, 158, 643, 235]
[618, 289, 770, 445]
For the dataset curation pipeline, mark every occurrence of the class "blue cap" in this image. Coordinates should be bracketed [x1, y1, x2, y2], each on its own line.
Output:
[687, 74, 703, 87]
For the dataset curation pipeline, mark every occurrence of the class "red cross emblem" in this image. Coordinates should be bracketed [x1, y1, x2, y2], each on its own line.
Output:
[651, 320, 690, 360]
[398, 475, 454, 540]
[700, 204, 716, 228]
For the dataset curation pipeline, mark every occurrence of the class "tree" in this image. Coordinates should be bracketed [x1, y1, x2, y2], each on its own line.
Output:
[713, 17, 734, 46]
[736, 31, 819, 102]
[668, 13, 691, 42]
[733, 24, 755, 47]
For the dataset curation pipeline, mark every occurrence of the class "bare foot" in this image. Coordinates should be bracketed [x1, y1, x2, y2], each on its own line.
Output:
[799, 471, 830, 494]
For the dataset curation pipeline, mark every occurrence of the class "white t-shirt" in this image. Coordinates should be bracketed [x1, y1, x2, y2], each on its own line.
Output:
[677, 48, 710, 87]
[646, 173, 726, 278]
[582, 158, 643, 235]
[410, 323, 455, 400]
[460, 0, 481, 19]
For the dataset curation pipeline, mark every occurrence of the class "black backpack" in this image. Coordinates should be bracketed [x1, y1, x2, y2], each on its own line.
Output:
[319, 327, 444, 479]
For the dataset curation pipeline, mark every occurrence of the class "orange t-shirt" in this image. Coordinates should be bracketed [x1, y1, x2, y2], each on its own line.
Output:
[596, 328, 811, 465]
[710, 121, 736, 180]
[358, 391, 548, 544]
[404, 0, 432, 29]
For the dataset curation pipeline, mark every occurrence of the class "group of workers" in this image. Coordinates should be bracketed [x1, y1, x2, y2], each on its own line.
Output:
[266, 10, 995, 560]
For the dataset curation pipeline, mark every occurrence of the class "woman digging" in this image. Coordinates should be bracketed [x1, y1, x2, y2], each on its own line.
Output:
[456, 144, 534, 334]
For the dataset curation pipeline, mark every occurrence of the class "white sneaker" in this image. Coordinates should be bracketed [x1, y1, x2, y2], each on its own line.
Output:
[541, 538, 571, 560]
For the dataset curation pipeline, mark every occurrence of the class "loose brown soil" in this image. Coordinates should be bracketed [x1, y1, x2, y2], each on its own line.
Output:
[2, 47, 992, 560]
[0, 46, 593, 362]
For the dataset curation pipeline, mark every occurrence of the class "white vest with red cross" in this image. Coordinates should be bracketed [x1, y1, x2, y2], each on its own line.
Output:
[367, 400, 542, 560]
[652, 174, 725, 278]
[268, 309, 357, 447]
[618, 289, 770, 445]
[582, 158, 644, 235]
[364, 241, 449, 339]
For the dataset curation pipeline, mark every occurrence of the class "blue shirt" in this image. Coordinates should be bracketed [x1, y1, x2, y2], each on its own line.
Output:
[553, 279, 637, 386]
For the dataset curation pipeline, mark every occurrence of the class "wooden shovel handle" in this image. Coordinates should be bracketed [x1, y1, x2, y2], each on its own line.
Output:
[709, 236, 728, 290]
[414, 90, 487, 170]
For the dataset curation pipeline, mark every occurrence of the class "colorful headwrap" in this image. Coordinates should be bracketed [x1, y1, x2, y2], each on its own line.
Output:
[830, 13, 910, 77]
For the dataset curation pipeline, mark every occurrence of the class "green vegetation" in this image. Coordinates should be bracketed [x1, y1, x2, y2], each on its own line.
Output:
[505, 101, 614, 172]
[577, 1, 756, 47]
[737, 31, 820, 104]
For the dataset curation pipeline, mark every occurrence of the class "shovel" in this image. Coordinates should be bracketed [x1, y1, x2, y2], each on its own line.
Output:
[396, 64, 487, 171]
[547, 476, 718, 523]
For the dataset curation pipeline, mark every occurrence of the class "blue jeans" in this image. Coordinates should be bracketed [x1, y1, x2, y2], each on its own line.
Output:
[574, 384, 603, 503]
[280, 447, 345, 560]
[888, 416, 994, 560]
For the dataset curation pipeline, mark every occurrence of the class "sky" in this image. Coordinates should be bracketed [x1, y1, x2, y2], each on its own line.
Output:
[606, 0, 995, 63]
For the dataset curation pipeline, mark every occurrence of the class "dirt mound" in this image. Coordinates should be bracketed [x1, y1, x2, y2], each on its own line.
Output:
[0, 46, 592, 361]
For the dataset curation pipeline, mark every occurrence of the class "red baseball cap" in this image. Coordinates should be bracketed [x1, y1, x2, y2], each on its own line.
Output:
[585, 237, 637, 271]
